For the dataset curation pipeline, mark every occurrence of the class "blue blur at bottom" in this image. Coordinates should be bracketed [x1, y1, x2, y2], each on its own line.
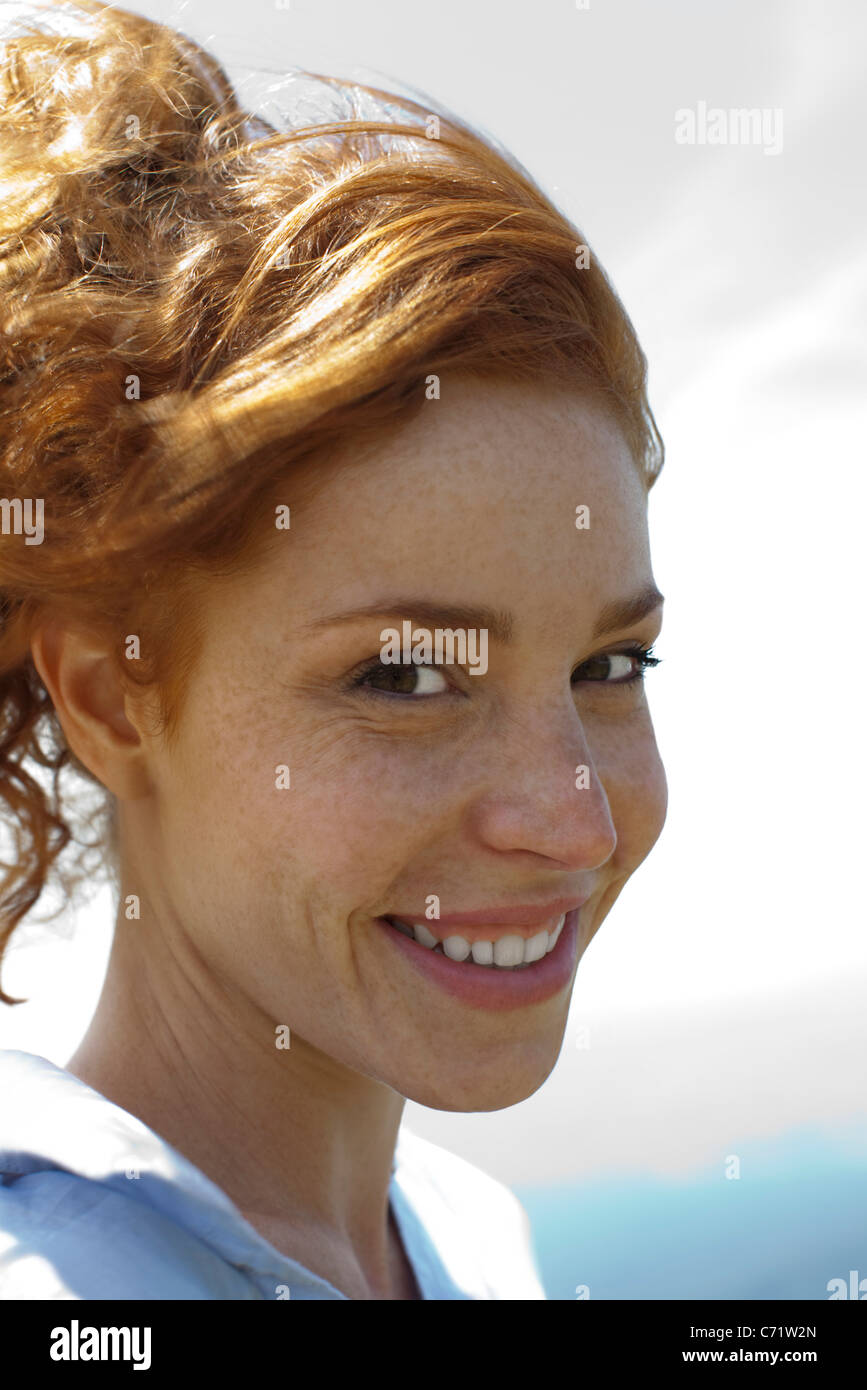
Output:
[515, 1124, 867, 1301]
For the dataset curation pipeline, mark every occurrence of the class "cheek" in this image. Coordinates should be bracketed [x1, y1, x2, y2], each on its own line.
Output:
[171, 700, 463, 918]
[254, 731, 465, 906]
[602, 720, 668, 872]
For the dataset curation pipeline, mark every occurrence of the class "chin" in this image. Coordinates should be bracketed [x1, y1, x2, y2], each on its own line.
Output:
[397, 1038, 564, 1113]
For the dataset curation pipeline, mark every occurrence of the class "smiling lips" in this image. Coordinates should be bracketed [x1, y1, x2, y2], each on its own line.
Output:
[382, 899, 587, 971]
[384, 915, 565, 969]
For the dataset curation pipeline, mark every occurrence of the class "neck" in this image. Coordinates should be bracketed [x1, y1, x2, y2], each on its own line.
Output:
[65, 895, 410, 1300]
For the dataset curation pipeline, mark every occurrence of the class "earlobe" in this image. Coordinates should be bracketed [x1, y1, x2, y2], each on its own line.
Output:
[29, 621, 152, 799]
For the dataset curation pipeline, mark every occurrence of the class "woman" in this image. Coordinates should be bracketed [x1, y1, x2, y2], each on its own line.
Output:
[0, 0, 667, 1299]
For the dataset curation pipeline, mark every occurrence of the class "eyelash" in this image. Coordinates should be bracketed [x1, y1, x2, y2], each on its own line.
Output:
[574, 643, 661, 687]
[347, 643, 661, 698]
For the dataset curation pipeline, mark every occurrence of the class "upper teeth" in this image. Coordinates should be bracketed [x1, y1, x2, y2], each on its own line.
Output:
[388, 915, 566, 968]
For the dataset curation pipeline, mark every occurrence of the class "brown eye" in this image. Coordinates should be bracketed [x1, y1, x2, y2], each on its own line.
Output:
[355, 661, 450, 697]
[580, 653, 636, 682]
[574, 647, 659, 685]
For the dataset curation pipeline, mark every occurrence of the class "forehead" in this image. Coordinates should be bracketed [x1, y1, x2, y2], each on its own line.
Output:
[163, 381, 662, 743]
[296, 375, 647, 529]
[240, 375, 656, 641]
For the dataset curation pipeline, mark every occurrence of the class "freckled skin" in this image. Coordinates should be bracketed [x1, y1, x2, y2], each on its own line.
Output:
[55, 375, 666, 1297]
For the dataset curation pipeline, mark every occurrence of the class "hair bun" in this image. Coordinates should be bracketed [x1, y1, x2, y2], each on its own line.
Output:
[0, 0, 257, 241]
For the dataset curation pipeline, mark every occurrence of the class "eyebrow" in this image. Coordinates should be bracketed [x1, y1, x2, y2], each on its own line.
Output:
[304, 585, 663, 643]
[305, 600, 515, 642]
[590, 584, 664, 639]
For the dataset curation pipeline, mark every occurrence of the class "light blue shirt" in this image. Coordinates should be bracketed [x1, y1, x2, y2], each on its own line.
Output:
[0, 1050, 546, 1300]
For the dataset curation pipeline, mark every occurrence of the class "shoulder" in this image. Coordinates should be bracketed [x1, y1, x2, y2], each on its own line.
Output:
[0, 1050, 261, 1301]
[394, 1127, 546, 1299]
[0, 1168, 258, 1300]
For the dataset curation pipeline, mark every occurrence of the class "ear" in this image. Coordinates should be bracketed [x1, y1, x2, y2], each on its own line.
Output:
[30, 620, 154, 799]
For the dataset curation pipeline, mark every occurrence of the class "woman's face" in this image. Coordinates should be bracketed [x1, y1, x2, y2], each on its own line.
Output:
[129, 376, 666, 1111]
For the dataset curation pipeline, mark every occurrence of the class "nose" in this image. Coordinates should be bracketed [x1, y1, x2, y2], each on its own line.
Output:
[466, 703, 617, 870]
